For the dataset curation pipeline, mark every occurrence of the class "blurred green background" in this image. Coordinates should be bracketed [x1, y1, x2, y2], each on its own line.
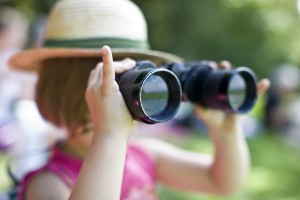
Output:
[1, 0, 300, 199]
[2, 0, 300, 78]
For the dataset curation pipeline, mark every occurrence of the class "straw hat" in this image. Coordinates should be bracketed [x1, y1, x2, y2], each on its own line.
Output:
[9, 0, 183, 71]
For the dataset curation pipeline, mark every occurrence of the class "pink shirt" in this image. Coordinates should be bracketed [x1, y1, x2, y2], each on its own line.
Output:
[18, 144, 158, 200]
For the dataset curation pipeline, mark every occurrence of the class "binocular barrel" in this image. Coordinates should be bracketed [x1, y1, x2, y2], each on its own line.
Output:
[117, 60, 258, 124]
[166, 61, 258, 114]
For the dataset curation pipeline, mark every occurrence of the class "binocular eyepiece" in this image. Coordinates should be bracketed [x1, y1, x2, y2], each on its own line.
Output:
[117, 60, 257, 124]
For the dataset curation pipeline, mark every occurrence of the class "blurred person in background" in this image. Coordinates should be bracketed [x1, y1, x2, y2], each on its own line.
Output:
[0, 6, 33, 130]
[0, 6, 63, 196]
[264, 64, 300, 132]
[264, 64, 300, 147]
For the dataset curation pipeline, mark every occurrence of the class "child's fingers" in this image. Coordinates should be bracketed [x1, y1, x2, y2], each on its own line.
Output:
[101, 46, 115, 93]
[87, 64, 103, 90]
[208, 61, 218, 69]
[114, 58, 136, 74]
[257, 78, 271, 95]
[219, 60, 232, 70]
[87, 69, 96, 90]
[208, 60, 231, 70]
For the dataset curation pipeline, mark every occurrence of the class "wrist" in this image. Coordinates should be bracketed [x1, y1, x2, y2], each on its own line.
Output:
[207, 120, 242, 136]
[92, 122, 133, 137]
[207, 113, 241, 134]
[91, 130, 130, 146]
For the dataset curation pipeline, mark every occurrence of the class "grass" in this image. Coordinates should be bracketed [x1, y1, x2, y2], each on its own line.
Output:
[0, 152, 13, 192]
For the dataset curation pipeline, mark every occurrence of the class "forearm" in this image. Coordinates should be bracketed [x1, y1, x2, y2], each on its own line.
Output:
[69, 133, 128, 200]
[209, 122, 250, 195]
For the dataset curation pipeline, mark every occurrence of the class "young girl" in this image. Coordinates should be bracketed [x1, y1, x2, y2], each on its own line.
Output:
[9, 0, 270, 199]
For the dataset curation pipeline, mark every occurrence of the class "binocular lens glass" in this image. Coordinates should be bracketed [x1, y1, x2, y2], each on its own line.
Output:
[141, 75, 169, 116]
[228, 74, 246, 110]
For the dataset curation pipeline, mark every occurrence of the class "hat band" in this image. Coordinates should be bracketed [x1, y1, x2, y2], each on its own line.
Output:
[43, 38, 150, 49]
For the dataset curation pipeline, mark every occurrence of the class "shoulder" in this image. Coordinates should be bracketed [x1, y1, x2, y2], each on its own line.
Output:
[24, 171, 70, 200]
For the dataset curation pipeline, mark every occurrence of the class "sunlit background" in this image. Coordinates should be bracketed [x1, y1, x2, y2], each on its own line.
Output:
[1, 0, 300, 199]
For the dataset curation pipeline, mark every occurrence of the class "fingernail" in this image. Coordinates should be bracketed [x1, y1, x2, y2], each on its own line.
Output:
[102, 46, 108, 56]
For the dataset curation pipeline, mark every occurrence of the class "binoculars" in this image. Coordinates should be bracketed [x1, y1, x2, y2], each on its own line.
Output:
[117, 60, 257, 124]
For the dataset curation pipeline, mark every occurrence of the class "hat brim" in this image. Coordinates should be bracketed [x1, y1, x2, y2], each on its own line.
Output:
[9, 48, 183, 71]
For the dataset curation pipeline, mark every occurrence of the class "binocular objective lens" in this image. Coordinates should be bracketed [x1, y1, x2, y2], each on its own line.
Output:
[118, 61, 182, 124]
[141, 75, 169, 116]
[228, 74, 246, 110]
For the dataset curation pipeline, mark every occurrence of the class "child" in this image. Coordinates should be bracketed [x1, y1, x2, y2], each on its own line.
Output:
[9, 0, 270, 199]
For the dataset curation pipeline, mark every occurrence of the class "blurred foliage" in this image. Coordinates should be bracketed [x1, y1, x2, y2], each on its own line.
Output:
[1, 0, 300, 77]
[133, 0, 300, 78]
[0, 153, 12, 191]
[0, 0, 55, 19]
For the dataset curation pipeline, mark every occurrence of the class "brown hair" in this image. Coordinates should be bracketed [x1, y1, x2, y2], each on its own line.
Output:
[36, 57, 100, 135]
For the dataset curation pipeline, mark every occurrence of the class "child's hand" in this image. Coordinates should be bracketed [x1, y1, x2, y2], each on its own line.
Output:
[194, 61, 270, 133]
[85, 46, 136, 137]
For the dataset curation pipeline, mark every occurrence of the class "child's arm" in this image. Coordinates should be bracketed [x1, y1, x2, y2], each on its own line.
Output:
[135, 114, 248, 195]
[69, 46, 136, 200]
[136, 72, 270, 195]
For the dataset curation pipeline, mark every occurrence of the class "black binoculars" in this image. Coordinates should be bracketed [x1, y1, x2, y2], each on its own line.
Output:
[117, 60, 257, 124]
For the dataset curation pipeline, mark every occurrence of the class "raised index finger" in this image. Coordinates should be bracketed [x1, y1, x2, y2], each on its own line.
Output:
[101, 45, 115, 92]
